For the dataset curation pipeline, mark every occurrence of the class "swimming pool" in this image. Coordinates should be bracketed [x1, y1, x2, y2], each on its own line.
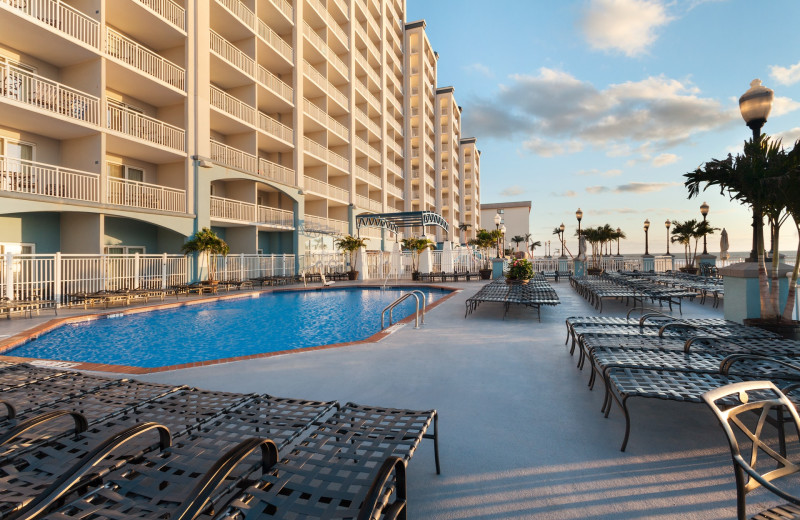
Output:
[6, 287, 450, 368]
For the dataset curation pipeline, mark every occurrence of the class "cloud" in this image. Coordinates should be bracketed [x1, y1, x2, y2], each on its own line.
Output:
[552, 190, 577, 197]
[774, 127, 800, 145]
[772, 96, 800, 117]
[500, 185, 525, 197]
[577, 168, 623, 177]
[586, 182, 678, 195]
[463, 69, 738, 158]
[579, 0, 674, 57]
[464, 62, 493, 78]
[652, 153, 678, 167]
[770, 60, 800, 86]
[586, 186, 610, 194]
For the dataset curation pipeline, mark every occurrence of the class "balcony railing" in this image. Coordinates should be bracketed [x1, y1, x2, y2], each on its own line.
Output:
[210, 85, 256, 124]
[303, 60, 347, 108]
[256, 18, 293, 62]
[257, 64, 293, 104]
[135, 0, 185, 30]
[303, 137, 349, 171]
[107, 102, 185, 151]
[266, 0, 293, 22]
[216, 0, 254, 29]
[356, 194, 382, 212]
[302, 22, 348, 78]
[355, 165, 381, 188]
[355, 107, 381, 137]
[106, 28, 185, 90]
[354, 51, 381, 87]
[330, 0, 349, 18]
[258, 112, 293, 143]
[386, 139, 402, 156]
[385, 182, 402, 198]
[303, 98, 348, 140]
[211, 195, 255, 222]
[2, 0, 100, 48]
[210, 30, 254, 76]
[1, 63, 101, 126]
[355, 80, 380, 113]
[0, 156, 99, 203]
[257, 205, 294, 228]
[304, 214, 348, 234]
[303, 175, 348, 203]
[259, 158, 295, 187]
[386, 162, 402, 179]
[210, 140, 258, 173]
[355, 136, 380, 162]
[107, 176, 185, 212]
[308, 0, 349, 48]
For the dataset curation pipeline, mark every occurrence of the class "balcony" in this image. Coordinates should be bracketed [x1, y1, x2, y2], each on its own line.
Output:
[385, 182, 402, 198]
[356, 194, 382, 213]
[256, 16, 293, 63]
[386, 162, 402, 179]
[354, 165, 381, 188]
[0, 155, 99, 203]
[211, 195, 294, 228]
[210, 84, 256, 127]
[304, 213, 348, 235]
[355, 80, 380, 113]
[303, 136, 349, 172]
[303, 60, 348, 110]
[330, 0, 349, 19]
[210, 29, 255, 78]
[302, 22, 348, 79]
[303, 98, 349, 141]
[265, 0, 293, 25]
[257, 205, 294, 228]
[354, 51, 380, 87]
[0, 62, 100, 138]
[210, 140, 258, 173]
[303, 175, 348, 204]
[107, 102, 185, 153]
[258, 112, 293, 145]
[386, 139, 402, 156]
[307, 0, 349, 49]
[354, 107, 380, 137]
[259, 157, 295, 187]
[133, 0, 185, 31]
[108, 176, 186, 212]
[257, 65, 293, 106]
[355, 136, 380, 162]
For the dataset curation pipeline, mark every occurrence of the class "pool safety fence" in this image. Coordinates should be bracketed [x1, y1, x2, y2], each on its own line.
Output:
[210, 254, 295, 282]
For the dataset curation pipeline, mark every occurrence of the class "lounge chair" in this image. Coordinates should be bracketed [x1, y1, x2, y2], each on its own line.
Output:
[703, 381, 800, 520]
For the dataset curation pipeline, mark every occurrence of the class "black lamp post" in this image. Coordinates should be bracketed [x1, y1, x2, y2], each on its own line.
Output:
[616, 227, 621, 256]
[493, 213, 501, 258]
[576, 208, 583, 253]
[665, 219, 671, 255]
[500, 224, 507, 258]
[700, 202, 709, 254]
[739, 79, 774, 262]
[644, 219, 650, 256]
[559, 223, 566, 258]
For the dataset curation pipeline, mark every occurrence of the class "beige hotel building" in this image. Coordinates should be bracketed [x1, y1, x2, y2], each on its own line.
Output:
[0, 0, 481, 260]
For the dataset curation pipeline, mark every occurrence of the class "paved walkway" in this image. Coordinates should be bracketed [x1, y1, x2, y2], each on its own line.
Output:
[0, 280, 778, 518]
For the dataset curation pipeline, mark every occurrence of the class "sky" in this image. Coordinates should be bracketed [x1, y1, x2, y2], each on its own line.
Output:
[406, 0, 800, 256]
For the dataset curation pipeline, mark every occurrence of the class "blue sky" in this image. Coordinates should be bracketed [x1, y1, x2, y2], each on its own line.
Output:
[406, 0, 800, 255]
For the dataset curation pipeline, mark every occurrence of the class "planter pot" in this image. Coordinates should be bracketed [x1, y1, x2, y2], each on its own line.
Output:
[412, 272, 420, 281]
[505, 278, 530, 285]
[680, 267, 698, 275]
[587, 268, 603, 276]
[743, 319, 800, 341]
[347, 271, 358, 281]
[479, 269, 492, 280]
[201, 280, 219, 286]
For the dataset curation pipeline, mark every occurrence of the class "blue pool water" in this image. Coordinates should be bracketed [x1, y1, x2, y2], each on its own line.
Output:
[8, 287, 448, 368]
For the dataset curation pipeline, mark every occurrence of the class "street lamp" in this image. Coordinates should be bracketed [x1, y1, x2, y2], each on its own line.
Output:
[493, 213, 502, 258]
[616, 227, 621, 256]
[500, 224, 507, 258]
[739, 79, 774, 262]
[665, 219, 671, 255]
[700, 202, 709, 254]
[643, 219, 650, 256]
[559, 223, 566, 258]
[576, 208, 583, 253]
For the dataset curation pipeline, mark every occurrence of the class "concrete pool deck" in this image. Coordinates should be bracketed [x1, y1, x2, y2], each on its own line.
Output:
[0, 280, 782, 518]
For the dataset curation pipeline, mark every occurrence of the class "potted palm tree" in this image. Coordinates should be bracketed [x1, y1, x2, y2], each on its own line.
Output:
[401, 237, 434, 280]
[181, 227, 229, 284]
[458, 223, 471, 245]
[468, 229, 498, 279]
[334, 235, 367, 280]
[511, 235, 525, 256]
[670, 219, 717, 273]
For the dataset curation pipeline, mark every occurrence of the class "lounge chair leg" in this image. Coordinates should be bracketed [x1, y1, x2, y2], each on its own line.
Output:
[620, 396, 632, 452]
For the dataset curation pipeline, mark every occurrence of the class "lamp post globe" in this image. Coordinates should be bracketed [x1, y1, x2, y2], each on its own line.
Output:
[493, 213, 502, 258]
[575, 208, 583, 252]
[616, 227, 621, 256]
[643, 219, 650, 256]
[739, 79, 774, 262]
[700, 202, 709, 255]
[559, 223, 566, 258]
[500, 224, 507, 258]
[665, 219, 671, 255]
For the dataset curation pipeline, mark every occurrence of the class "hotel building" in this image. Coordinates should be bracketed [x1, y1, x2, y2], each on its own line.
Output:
[0, 0, 481, 261]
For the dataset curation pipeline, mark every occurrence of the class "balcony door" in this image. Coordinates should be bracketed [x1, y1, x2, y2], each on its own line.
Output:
[107, 162, 145, 207]
[0, 139, 35, 192]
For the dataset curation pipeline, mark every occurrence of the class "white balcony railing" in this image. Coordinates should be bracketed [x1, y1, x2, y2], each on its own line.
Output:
[134, 0, 185, 30]
[386, 162, 402, 179]
[257, 205, 294, 228]
[356, 194, 382, 212]
[355, 165, 381, 188]
[308, 0, 349, 48]
[216, 0, 254, 29]
[107, 102, 185, 151]
[0, 155, 99, 202]
[209, 85, 256, 124]
[303, 60, 348, 109]
[106, 27, 185, 90]
[2, 0, 100, 48]
[256, 18, 293, 62]
[303, 137, 349, 171]
[330, 0, 349, 18]
[304, 214, 348, 234]
[385, 182, 402, 198]
[303, 175, 348, 203]
[258, 112, 293, 143]
[210, 140, 258, 173]
[0, 62, 100, 125]
[107, 176, 185, 212]
[355, 80, 380, 113]
[386, 139, 402, 156]
[355, 136, 380, 162]
[211, 195, 255, 222]
[259, 157, 295, 187]
[210, 30, 254, 76]
[257, 64, 293, 104]
[355, 107, 381, 137]
[266, 0, 293, 22]
[302, 22, 348, 78]
[303, 98, 349, 140]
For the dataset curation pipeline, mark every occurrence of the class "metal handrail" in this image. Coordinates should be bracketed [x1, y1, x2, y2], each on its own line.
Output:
[381, 290, 426, 330]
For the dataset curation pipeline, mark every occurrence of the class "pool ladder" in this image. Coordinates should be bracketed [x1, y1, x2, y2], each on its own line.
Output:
[381, 290, 426, 330]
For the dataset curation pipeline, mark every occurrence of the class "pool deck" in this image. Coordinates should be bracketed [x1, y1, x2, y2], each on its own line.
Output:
[0, 280, 781, 518]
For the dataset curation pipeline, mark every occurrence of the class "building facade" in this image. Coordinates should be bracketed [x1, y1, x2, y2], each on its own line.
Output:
[0, 0, 480, 260]
[480, 201, 531, 254]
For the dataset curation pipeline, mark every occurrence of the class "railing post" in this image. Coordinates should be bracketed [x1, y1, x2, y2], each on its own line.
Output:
[134, 252, 140, 289]
[240, 253, 245, 281]
[5, 252, 14, 301]
[101, 254, 108, 291]
[282, 254, 287, 276]
[54, 252, 62, 306]
[162, 253, 168, 289]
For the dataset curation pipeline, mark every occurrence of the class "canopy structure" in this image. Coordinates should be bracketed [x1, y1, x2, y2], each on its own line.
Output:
[355, 211, 449, 236]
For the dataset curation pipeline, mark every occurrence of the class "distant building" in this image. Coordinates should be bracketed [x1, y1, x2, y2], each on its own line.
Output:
[480, 201, 531, 253]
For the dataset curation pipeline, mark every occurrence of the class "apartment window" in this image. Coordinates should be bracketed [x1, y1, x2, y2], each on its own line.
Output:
[107, 99, 144, 133]
[0, 243, 35, 254]
[105, 246, 146, 254]
[107, 162, 144, 182]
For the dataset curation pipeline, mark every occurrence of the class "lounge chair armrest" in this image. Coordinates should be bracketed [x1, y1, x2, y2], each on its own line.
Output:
[0, 410, 87, 447]
[658, 321, 700, 337]
[720, 354, 800, 377]
[357, 456, 407, 520]
[734, 453, 800, 506]
[0, 400, 15, 420]
[684, 336, 724, 352]
[11, 421, 171, 520]
[172, 437, 279, 520]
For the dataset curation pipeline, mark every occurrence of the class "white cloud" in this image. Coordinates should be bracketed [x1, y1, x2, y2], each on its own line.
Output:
[652, 153, 678, 167]
[464, 63, 493, 78]
[586, 182, 678, 195]
[552, 190, 578, 197]
[500, 185, 525, 197]
[770, 60, 800, 86]
[522, 137, 583, 157]
[580, 0, 674, 57]
[774, 127, 800, 146]
[577, 168, 623, 177]
[772, 96, 800, 117]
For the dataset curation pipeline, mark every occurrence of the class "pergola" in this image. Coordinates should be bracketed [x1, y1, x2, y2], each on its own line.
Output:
[355, 211, 449, 237]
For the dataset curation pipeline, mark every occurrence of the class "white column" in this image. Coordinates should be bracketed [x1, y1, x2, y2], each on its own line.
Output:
[5, 252, 15, 300]
[161, 253, 168, 289]
[134, 252, 140, 289]
[356, 247, 369, 280]
[53, 252, 62, 305]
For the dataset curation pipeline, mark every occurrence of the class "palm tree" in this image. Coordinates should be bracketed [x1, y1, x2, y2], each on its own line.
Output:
[511, 235, 525, 253]
[468, 229, 499, 269]
[530, 240, 542, 256]
[181, 228, 229, 282]
[334, 235, 368, 276]
[400, 237, 434, 273]
[458, 223, 471, 245]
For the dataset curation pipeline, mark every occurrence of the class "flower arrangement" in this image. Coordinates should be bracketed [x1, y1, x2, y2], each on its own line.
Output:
[506, 258, 533, 281]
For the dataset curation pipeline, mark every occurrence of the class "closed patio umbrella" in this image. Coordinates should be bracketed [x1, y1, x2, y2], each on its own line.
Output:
[720, 228, 730, 261]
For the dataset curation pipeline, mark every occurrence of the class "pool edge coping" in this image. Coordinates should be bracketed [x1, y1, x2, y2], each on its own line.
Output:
[0, 284, 460, 374]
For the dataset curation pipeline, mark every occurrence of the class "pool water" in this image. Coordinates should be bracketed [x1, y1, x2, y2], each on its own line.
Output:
[8, 287, 448, 368]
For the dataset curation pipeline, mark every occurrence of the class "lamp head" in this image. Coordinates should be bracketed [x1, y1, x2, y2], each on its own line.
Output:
[500, 224, 507, 234]
[493, 213, 501, 226]
[644, 219, 650, 231]
[575, 208, 583, 222]
[739, 79, 774, 130]
[700, 202, 709, 216]
[665, 219, 671, 229]
[616, 227, 621, 233]
[559, 223, 565, 232]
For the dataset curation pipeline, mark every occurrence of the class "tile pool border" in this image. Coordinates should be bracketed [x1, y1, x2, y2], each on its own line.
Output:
[0, 284, 460, 374]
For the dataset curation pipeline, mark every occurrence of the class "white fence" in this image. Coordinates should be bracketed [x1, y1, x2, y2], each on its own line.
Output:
[210, 254, 294, 281]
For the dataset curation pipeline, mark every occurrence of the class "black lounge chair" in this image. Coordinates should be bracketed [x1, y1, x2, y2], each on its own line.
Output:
[703, 381, 800, 520]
